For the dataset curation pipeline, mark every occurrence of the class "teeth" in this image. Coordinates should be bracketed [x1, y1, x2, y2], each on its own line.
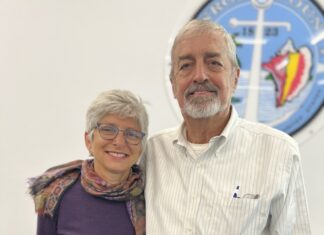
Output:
[108, 151, 127, 158]
[193, 90, 209, 94]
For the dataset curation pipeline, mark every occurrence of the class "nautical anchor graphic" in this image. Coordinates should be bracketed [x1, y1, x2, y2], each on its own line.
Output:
[229, 0, 291, 121]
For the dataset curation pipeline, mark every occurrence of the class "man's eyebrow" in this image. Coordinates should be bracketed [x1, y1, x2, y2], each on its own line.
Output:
[177, 52, 222, 62]
[177, 55, 194, 61]
[205, 52, 222, 58]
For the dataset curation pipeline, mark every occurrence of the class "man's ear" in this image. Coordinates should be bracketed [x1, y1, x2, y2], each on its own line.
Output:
[169, 67, 178, 99]
[233, 67, 240, 89]
[170, 75, 178, 99]
[172, 81, 177, 99]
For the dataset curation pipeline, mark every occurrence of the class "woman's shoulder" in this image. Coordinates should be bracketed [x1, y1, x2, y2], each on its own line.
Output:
[28, 159, 83, 217]
[28, 160, 83, 195]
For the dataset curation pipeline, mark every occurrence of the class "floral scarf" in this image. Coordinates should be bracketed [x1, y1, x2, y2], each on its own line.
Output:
[28, 159, 145, 235]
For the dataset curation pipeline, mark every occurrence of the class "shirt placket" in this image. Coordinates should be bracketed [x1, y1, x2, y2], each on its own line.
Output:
[183, 159, 203, 235]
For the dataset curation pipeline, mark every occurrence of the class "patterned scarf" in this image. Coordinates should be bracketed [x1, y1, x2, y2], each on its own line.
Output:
[28, 159, 145, 235]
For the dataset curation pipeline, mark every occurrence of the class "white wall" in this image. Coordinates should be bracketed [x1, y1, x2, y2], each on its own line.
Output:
[0, 0, 323, 234]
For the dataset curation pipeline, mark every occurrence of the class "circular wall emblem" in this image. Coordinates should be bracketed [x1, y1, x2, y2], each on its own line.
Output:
[165, 0, 324, 140]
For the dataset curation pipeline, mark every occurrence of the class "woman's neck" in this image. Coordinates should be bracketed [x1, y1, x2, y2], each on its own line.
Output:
[94, 164, 130, 185]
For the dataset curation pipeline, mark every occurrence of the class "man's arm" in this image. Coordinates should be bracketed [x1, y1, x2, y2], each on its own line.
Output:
[270, 152, 311, 234]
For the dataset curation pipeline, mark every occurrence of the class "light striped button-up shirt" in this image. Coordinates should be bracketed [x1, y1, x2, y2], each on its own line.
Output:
[143, 108, 311, 235]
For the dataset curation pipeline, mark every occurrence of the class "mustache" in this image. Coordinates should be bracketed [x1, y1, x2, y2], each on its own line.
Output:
[184, 81, 218, 97]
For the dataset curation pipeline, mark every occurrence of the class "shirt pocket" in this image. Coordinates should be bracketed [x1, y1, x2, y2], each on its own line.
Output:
[206, 194, 267, 235]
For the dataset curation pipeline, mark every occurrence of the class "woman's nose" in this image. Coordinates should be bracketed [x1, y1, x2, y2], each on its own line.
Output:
[112, 131, 127, 146]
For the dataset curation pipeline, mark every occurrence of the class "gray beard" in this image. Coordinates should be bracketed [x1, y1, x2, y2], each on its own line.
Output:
[183, 95, 224, 118]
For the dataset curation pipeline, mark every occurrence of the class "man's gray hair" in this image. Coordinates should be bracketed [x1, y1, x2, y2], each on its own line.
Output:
[86, 89, 149, 145]
[169, 19, 239, 81]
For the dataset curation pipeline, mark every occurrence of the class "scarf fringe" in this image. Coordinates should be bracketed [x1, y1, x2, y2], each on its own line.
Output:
[28, 176, 48, 196]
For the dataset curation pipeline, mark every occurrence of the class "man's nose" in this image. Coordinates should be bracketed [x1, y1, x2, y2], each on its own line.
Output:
[193, 62, 208, 82]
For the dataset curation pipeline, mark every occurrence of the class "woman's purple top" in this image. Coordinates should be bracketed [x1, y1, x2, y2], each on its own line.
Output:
[37, 177, 135, 235]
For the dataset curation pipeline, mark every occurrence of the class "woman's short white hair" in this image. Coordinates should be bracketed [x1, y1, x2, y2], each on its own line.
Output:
[85, 89, 149, 145]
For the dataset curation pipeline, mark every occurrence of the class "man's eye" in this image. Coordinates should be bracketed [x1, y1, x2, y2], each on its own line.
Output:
[210, 60, 221, 66]
[179, 63, 191, 70]
[209, 60, 224, 70]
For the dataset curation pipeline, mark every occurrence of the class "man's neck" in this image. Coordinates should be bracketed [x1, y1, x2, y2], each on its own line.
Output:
[184, 107, 231, 144]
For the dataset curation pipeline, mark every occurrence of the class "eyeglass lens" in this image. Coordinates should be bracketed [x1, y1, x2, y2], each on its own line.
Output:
[97, 124, 144, 145]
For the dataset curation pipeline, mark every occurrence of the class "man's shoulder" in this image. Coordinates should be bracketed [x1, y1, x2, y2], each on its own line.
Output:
[237, 118, 298, 148]
[148, 126, 179, 140]
[143, 126, 179, 159]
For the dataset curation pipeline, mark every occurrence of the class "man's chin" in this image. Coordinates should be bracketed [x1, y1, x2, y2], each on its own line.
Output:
[184, 106, 220, 119]
[182, 100, 230, 119]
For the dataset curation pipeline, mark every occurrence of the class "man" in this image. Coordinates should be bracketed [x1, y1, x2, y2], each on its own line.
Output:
[143, 20, 311, 234]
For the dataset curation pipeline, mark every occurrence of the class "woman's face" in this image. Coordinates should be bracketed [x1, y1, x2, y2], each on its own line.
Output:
[85, 114, 143, 183]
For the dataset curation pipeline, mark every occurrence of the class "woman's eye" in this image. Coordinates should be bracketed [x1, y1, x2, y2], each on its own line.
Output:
[101, 126, 116, 133]
[126, 130, 141, 138]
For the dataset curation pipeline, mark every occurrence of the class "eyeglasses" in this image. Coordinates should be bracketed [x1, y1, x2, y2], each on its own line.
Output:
[96, 123, 145, 145]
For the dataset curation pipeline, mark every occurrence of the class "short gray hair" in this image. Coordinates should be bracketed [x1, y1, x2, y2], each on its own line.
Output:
[86, 89, 149, 145]
[169, 19, 239, 81]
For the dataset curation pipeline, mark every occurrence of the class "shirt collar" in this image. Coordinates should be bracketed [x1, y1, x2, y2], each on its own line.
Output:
[212, 105, 239, 141]
[172, 122, 187, 148]
[173, 106, 239, 148]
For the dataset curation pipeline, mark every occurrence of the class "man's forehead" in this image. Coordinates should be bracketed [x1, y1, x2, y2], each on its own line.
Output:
[180, 29, 221, 40]
[175, 32, 224, 51]
[177, 52, 222, 61]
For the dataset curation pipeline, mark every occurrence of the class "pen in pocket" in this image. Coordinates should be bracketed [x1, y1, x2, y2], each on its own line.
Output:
[232, 185, 259, 199]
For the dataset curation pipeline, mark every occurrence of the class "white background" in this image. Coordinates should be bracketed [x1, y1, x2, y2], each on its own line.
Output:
[0, 0, 323, 234]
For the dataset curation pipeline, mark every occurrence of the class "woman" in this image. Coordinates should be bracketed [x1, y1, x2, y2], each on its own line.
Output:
[28, 89, 148, 235]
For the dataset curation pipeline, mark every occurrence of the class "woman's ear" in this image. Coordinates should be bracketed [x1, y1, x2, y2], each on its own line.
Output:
[84, 132, 92, 155]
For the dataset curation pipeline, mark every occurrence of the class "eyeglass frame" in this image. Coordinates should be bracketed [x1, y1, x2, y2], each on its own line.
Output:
[95, 123, 145, 145]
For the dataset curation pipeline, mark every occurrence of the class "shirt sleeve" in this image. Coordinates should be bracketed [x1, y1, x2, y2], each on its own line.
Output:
[269, 151, 311, 234]
[37, 215, 57, 235]
[139, 145, 147, 174]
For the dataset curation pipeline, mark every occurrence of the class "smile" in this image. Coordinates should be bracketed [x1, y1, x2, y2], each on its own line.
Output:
[106, 151, 128, 158]
[189, 90, 216, 96]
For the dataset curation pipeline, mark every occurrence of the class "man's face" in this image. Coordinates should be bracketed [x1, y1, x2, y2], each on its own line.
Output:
[171, 32, 239, 118]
